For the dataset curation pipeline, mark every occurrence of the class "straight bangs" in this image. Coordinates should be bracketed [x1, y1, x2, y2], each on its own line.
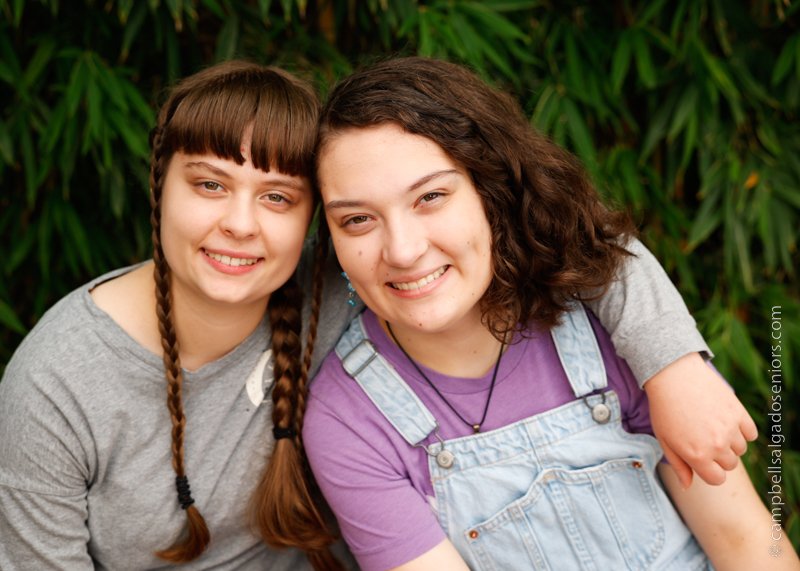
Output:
[162, 64, 319, 177]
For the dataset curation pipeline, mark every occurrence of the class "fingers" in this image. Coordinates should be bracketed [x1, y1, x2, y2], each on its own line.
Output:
[740, 412, 758, 442]
[691, 459, 727, 487]
[715, 448, 740, 472]
[661, 442, 694, 489]
[730, 431, 749, 457]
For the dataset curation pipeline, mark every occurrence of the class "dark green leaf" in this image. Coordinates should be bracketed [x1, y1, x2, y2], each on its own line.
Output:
[0, 299, 26, 335]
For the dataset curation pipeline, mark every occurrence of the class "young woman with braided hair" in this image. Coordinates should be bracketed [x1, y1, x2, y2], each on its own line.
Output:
[0, 60, 355, 570]
[0, 58, 763, 570]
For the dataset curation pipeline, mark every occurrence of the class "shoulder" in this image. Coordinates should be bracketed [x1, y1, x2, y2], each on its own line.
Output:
[5, 264, 146, 382]
[306, 349, 365, 428]
[584, 309, 653, 434]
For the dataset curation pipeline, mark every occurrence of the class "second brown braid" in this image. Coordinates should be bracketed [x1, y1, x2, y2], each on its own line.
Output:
[250, 274, 343, 571]
[296, 230, 329, 443]
[150, 126, 210, 562]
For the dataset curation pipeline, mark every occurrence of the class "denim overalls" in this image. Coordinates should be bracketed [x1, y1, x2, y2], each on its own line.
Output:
[335, 306, 712, 570]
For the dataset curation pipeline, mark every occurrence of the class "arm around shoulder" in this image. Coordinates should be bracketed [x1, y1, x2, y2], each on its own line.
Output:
[585, 236, 710, 385]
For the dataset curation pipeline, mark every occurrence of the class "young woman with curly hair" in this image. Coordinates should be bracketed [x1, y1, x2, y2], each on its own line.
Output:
[303, 57, 794, 571]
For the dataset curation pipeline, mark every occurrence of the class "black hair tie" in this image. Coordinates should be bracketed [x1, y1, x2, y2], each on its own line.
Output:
[175, 475, 195, 510]
[273, 426, 296, 440]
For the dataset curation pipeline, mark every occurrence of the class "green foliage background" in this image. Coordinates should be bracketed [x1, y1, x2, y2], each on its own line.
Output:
[1, 0, 798, 551]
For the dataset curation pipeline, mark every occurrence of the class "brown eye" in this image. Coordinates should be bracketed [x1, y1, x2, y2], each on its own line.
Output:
[419, 192, 442, 203]
[202, 181, 222, 191]
[344, 215, 370, 226]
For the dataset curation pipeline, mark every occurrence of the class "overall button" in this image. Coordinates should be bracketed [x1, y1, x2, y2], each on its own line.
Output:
[436, 449, 455, 469]
[591, 402, 611, 424]
[468, 530, 479, 539]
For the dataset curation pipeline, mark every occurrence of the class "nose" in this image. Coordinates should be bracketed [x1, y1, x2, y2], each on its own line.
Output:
[220, 195, 258, 239]
[382, 219, 427, 268]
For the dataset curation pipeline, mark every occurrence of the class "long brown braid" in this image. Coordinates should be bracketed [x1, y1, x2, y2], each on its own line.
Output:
[250, 228, 344, 571]
[147, 61, 339, 566]
[150, 124, 210, 561]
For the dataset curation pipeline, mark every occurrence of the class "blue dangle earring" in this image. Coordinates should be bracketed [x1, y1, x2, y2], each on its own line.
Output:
[341, 272, 358, 307]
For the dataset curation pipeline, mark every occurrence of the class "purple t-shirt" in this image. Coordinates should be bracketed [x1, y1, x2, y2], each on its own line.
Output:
[304, 309, 652, 571]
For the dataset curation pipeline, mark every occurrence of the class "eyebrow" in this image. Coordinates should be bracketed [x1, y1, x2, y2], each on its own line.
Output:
[184, 161, 230, 178]
[325, 169, 459, 211]
[183, 161, 307, 191]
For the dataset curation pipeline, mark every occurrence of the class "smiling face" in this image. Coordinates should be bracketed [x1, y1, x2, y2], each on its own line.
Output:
[319, 123, 494, 339]
[160, 142, 313, 313]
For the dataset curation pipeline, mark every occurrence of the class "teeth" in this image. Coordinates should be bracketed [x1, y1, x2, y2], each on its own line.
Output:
[206, 251, 258, 267]
[391, 266, 447, 291]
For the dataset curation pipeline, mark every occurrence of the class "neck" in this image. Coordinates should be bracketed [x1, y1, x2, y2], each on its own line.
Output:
[381, 312, 504, 378]
[170, 288, 268, 372]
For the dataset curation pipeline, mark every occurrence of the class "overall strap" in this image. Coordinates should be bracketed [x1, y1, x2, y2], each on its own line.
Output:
[550, 303, 608, 398]
[335, 315, 438, 446]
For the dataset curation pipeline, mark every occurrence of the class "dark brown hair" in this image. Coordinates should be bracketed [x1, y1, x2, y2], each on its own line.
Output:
[149, 60, 338, 567]
[316, 56, 636, 338]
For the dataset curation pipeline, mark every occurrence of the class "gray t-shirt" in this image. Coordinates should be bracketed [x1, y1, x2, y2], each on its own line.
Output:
[0, 238, 708, 569]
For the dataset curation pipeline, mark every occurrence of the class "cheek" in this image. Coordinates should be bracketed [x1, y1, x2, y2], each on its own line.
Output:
[274, 215, 312, 255]
[333, 237, 378, 281]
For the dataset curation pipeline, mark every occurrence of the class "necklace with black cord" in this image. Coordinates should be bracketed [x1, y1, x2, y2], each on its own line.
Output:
[384, 321, 505, 435]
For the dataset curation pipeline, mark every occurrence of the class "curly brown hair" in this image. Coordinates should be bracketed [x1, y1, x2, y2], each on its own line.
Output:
[149, 60, 338, 568]
[316, 56, 636, 339]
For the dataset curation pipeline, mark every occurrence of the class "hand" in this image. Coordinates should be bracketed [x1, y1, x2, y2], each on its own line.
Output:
[644, 353, 757, 488]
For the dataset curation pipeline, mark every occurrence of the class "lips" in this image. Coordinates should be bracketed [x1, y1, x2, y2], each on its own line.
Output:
[204, 250, 260, 267]
[389, 265, 448, 290]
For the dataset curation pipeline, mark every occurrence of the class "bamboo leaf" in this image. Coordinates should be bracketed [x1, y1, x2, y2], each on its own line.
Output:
[459, 2, 526, 40]
[531, 83, 561, 135]
[6, 223, 34, 274]
[759, 196, 777, 270]
[772, 34, 798, 86]
[37, 203, 52, 280]
[121, 1, 149, 62]
[448, 12, 483, 63]
[563, 98, 597, 169]
[611, 31, 632, 94]
[20, 125, 37, 207]
[632, 30, 657, 89]
[0, 299, 26, 335]
[199, 0, 226, 19]
[257, 0, 273, 21]
[41, 98, 68, 154]
[640, 94, 674, 160]
[65, 57, 88, 117]
[86, 76, 103, 147]
[63, 204, 94, 273]
[618, 149, 645, 207]
[756, 123, 782, 157]
[117, 0, 136, 23]
[667, 86, 698, 141]
[680, 111, 698, 171]
[687, 186, 722, 250]
[107, 109, 149, 159]
[639, 0, 669, 25]
[22, 38, 56, 91]
[418, 10, 433, 57]
[773, 185, 800, 210]
[215, 12, 240, 61]
[0, 120, 12, 165]
[12, 0, 24, 27]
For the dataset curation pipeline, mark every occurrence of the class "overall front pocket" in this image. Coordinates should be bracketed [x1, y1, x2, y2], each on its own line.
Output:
[463, 457, 667, 571]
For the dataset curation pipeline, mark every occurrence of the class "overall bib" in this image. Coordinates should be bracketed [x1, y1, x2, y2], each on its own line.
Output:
[335, 306, 712, 570]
